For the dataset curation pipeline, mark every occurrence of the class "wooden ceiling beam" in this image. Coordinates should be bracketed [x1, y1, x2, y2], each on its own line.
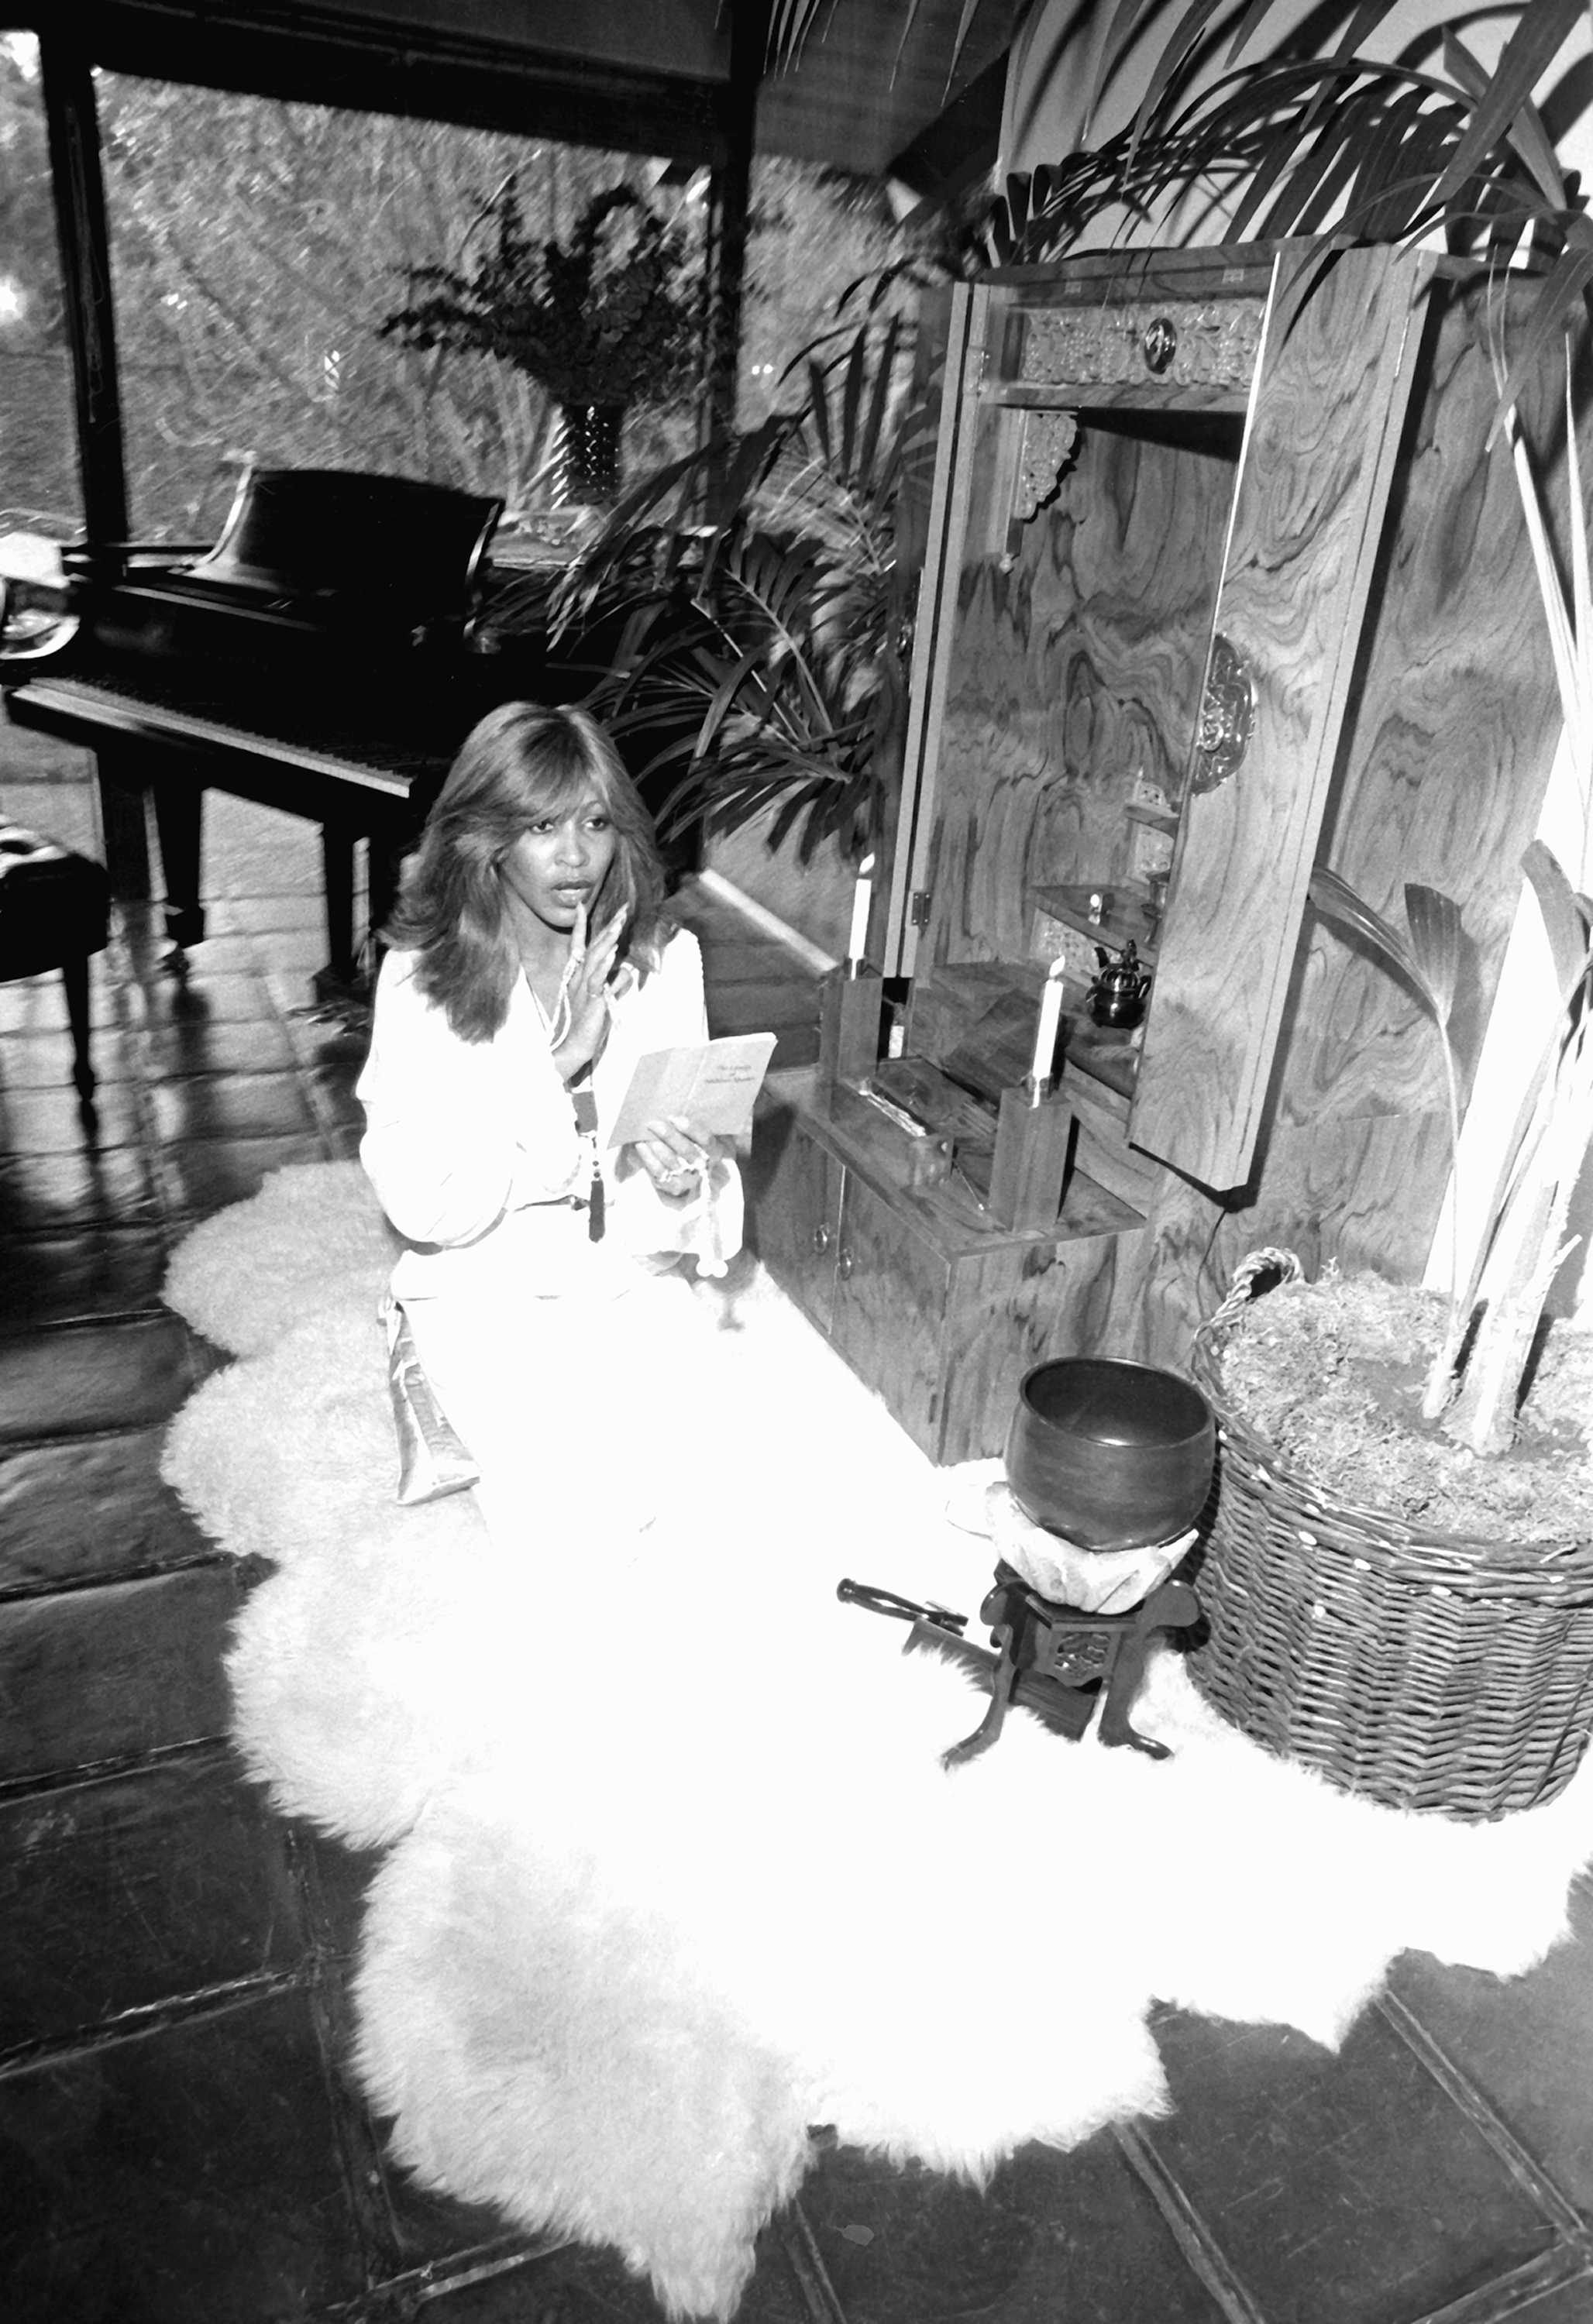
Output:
[22, 0, 1020, 179]
[63, 0, 735, 163]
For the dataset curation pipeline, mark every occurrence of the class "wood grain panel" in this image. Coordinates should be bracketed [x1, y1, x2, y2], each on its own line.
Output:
[1217, 1112, 1457, 1287]
[1073, 1109, 1458, 1380]
[886, 284, 979, 972]
[938, 1233, 1129, 1463]
[743, 1105, 841, 1336]
[1131, 243, 1426, 1191]
[1075, 1168, 1230, 1371]
[1060, 1060, 1166, 1212]
[831, 1178, 951, 1455]
[920, 414, 1238, 971]
[1280, 277, 1575, 1129]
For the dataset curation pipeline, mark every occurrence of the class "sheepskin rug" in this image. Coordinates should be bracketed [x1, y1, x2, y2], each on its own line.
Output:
[161, 1162, 1593, 2322]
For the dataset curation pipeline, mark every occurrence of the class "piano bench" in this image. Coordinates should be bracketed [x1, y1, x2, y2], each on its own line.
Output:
[0, 825, 111, 1103]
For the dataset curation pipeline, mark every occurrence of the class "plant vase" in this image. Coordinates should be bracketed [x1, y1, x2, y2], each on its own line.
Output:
[554, 404, 625, 508]
[1187, 1252, 1593, 1822]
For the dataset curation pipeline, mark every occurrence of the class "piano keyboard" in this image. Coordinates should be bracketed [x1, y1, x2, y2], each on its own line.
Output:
[10, 665, 463, 797]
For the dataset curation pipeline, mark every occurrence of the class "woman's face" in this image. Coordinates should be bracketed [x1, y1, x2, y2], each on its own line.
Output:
[499, 789, 619, 937]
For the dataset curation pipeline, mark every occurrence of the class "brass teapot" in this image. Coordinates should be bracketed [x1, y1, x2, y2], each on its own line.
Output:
[1088, 940, 1152, 1030]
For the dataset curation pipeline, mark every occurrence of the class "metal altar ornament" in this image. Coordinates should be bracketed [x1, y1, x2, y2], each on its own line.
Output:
[1190, 631, 1255, 793]
[1089, 939, 1151, 1030]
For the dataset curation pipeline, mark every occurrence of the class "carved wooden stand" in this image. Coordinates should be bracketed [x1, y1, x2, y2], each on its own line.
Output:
[935, 1561, 1202, 1769]
[838, 1567, 1202, 1765]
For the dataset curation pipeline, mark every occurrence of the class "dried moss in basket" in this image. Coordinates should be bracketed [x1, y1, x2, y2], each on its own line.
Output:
[1216, 1270, 1593, 1549]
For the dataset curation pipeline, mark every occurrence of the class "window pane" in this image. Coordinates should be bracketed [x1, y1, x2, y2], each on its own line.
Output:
[742, 157, 926, 430]
[96, 77, 703, 541]
[0, 32, 82, 536]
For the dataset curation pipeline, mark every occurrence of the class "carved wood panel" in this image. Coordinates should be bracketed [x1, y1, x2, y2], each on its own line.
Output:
[1010, 295, 1264, 399]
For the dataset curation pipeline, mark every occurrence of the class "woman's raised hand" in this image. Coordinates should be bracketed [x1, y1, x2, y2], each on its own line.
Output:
[552, 901, 628, 1080]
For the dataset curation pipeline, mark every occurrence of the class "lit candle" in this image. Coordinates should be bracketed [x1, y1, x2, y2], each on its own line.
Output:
[847, 854, 875, 967]
[1031, 957, 1066, 1087]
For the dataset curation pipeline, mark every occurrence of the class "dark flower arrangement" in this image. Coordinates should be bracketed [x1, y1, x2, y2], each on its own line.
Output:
[380, 182, 697, 410]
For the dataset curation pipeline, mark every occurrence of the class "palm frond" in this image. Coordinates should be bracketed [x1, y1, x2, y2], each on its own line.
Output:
[765, 2, 831, 76]
[551, 308, 916, 864]
[766, 0, 974, 86]
[1522, 841, 1593, 1004]
[1427, 0, 1584, 212]
[1499, 376, 1587, 772]
[1440, 30, 1566, 208]
[1403, 884, 1465, 1023]
[1309, 865, 1441, 1016]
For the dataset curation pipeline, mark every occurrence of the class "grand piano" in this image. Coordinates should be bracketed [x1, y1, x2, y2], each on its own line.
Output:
[0, 466, 559, 997]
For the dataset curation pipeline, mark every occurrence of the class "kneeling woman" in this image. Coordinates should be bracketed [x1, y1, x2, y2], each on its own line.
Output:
[356, 700, 741, 1556]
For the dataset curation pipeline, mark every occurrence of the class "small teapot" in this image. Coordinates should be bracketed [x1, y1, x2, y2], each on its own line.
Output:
[1089, 940, 1152, 1030]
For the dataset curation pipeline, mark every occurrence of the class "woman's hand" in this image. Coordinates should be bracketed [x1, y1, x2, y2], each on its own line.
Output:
[550, 902, 628, 1081]
[628, 1116, 718, 1201]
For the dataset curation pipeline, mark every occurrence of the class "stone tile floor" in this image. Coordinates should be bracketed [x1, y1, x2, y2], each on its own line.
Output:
[2, 732, 1592, 2323]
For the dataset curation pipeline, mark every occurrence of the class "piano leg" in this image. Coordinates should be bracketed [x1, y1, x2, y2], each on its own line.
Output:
[367, 827, 407, 943]
[151, 777, 206, 951]
[311, 820, 413, 1001]
[94, 748, 153, 903]
[315, 823, 361, 1002]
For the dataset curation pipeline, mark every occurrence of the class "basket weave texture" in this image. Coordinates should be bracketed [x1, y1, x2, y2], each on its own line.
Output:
[1188, 1251, 1593, 1822]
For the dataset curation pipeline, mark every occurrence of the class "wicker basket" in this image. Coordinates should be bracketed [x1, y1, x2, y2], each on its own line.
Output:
[1188, 1250, 1593, 1821]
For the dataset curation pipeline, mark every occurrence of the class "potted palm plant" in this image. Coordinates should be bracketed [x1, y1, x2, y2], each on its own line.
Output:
[380, 181, 698, 505]
[549, 311, 928, 875]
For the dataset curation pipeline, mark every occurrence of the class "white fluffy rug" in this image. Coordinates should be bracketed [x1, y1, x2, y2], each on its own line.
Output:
[161, 1163, 1593, 2322]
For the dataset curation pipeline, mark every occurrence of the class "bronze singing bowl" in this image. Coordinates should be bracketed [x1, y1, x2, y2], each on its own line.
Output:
[1004, 1357, 1215, 1552]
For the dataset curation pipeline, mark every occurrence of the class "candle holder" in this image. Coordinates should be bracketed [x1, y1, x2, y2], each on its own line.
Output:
[819, 961, 884, 1088]
[988, 1077, 1073, 1232]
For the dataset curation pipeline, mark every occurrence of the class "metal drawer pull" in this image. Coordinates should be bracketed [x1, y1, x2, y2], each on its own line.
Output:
[811, 1222, 831, 1256]
[836, 1246, 855, 1281]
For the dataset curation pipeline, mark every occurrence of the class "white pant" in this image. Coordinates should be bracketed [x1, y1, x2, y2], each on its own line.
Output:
[404, 1264, 705, 1564]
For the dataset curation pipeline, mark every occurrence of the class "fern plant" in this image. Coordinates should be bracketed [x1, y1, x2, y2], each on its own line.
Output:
[380, 182, 697, 410]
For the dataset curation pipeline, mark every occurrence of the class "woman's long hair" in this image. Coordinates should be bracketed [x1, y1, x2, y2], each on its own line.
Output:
[384, 701, 672, 1042]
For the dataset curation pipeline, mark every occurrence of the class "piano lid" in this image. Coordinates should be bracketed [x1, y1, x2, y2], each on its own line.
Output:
[181, 466, 504, 621]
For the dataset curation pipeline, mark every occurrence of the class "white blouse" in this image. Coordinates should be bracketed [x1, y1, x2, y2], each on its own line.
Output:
[356, 927, 745, 1308]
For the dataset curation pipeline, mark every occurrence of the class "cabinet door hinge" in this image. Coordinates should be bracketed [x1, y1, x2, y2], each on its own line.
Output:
[910, 889, 932, 928]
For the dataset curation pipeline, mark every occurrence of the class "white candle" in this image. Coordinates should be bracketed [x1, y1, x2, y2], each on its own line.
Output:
[1032, 958, 1066, 1085]
[847, 854, 875, 965]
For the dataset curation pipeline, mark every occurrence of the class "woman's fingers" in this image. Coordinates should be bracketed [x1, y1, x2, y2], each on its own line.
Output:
[632, 1124, 708, 1189]
[568, 909, 625, 1008]
[587, 913, 626, 985]
[649, 1118, 710, 1170]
